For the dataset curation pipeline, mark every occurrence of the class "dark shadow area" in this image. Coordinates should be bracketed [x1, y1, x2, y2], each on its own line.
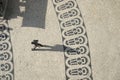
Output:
[5, 0, 48, 29]
[31, 40, 64, 52]
[5, 0, 21, 19]
[22, 0, 48, 29]
[31, 40, 75, 52]
[0, 0, 8, 18]
[32, 44, 64, 52]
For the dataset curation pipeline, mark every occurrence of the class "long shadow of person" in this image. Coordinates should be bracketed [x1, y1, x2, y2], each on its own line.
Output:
[31, 40, 84, 55]
[32, 44, 64, 52]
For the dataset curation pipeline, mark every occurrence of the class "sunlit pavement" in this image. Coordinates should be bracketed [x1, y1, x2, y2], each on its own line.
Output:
[7, 0, 120, 80]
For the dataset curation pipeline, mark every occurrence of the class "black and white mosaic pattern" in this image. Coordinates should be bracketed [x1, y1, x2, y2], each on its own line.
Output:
[0, 21, 14, 80]
[52, 0, 93, 80]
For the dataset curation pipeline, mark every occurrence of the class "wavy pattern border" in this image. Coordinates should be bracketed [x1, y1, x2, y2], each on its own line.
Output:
[0, 20, 14, 80]
[52, 0, 93, 80]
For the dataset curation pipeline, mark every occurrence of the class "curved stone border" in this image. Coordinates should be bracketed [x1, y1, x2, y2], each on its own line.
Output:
[0, 20, 14, 80]
[0, 0, 93, 80]
[52, 0, 93, 80]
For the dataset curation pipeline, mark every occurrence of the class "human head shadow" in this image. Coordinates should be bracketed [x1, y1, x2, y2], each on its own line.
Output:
[32, 44, 66, 52]
[5, 0, 48, 29]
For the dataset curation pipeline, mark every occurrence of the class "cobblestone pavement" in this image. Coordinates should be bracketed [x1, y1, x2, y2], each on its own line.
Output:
[0, 0, 120, 80]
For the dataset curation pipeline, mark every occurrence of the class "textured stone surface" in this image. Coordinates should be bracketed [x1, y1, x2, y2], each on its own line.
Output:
[3, 0, 120, 80]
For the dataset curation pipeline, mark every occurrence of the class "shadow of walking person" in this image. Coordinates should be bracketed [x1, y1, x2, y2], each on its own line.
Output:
[32, 44, 64, 52]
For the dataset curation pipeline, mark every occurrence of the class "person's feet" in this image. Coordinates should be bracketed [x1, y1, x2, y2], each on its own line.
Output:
[31, 40, 44, 50]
